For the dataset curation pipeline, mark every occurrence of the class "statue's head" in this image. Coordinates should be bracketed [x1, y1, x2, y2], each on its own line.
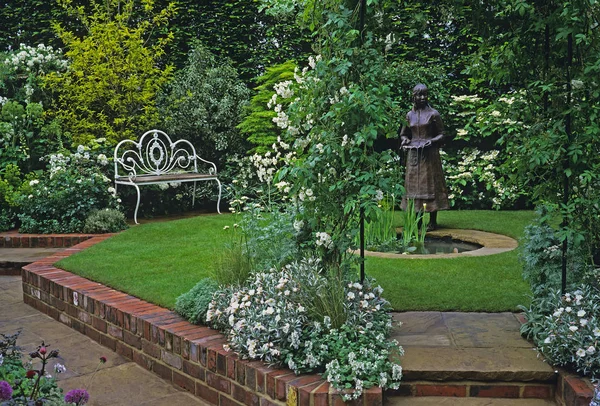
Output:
[412, 84, 429, 108]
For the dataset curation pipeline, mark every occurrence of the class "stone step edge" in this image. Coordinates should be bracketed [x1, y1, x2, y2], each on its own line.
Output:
[0, 233, 104, 248]
[19, 235, 383, 406]
[401, 368, 556, 383]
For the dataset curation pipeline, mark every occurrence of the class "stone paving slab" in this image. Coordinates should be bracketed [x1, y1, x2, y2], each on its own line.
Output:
[0, 247, 65, 262]
[399, 347, 556, 381]
[0, 275, 210, 406]
[57, 363, 207, 406]
[391, 312, 556, 382]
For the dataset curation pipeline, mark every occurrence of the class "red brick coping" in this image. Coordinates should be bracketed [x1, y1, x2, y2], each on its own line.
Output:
[20, 236, 382, 406]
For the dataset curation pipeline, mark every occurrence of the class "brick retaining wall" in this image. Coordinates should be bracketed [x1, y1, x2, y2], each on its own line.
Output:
[20, 236, 382, 406]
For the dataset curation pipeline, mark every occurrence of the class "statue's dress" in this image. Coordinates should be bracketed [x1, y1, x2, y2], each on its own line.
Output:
[400, 106, 449, 212]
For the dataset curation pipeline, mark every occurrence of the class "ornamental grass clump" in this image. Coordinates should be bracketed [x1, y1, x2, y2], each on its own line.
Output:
[207, 257, 403, 400]
[520, 285, 600, 378]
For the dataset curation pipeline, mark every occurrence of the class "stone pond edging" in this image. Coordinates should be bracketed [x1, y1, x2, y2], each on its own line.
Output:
[19, 236, 382, 406]
[363, 228, 518, 259]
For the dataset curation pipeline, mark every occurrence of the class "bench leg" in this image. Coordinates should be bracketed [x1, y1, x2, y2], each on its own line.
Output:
[132, 183, 141, 224]
[192, 181, 196, 208]
[215, 178, 222, 214]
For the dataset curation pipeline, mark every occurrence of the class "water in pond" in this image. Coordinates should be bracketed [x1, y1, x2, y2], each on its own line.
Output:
[416, 236, 482, 255]
[367, 235, 483, 255]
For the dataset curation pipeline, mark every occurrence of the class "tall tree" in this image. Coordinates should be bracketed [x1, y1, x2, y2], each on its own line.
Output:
[44, 0, 176, 145]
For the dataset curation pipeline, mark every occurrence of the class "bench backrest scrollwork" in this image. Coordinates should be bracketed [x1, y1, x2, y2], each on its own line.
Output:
[114, 130, 217, 181]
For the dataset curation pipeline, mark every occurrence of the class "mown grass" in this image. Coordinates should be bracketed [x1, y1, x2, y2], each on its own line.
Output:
[56, 210, 536, 312]
[57, 214, 234, 309]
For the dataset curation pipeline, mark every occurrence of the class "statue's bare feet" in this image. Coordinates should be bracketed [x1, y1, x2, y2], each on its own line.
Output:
[427, 223, 437, 232]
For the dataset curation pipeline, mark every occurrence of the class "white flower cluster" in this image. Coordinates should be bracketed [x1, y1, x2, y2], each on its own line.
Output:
[4, 43, 68, 75]
[450, 94, 483, 104]
[97, 154, 109, 166]
[48, 152, 71, 178]
[298, 187, 315, 202]
[250, 153, 278, 184]
[315, 231, 333, 249]
[206, 262, 309, 363]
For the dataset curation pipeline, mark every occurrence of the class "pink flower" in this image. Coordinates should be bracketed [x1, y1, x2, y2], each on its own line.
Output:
[64, 388, 90, 405]
[0, 381, 12, 401]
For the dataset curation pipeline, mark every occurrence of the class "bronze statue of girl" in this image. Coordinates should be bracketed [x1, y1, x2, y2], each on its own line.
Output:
[399, 84, 449, 230]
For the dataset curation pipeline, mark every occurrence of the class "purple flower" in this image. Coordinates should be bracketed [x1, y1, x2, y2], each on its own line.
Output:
[64, 388, 90, 405]
[0, 381, 12, 401]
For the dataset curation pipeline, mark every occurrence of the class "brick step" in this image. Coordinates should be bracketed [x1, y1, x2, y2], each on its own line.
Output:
[387, 379, 555, 400]
[384, 395, 557, 405]
[0, 262, 24, 275]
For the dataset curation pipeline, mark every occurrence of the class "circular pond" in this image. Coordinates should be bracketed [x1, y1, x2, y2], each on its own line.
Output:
[361, 228, 518, 259]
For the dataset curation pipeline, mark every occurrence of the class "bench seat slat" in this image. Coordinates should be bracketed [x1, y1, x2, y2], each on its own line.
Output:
[119, 173, 217, 184]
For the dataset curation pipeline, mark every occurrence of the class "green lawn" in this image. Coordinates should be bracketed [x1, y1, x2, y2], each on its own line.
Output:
[56, 210, 536, 312]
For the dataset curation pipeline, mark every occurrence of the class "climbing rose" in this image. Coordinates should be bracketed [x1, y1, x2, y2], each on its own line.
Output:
[64, 388, 90, 405]
[0, 381, 12, 401]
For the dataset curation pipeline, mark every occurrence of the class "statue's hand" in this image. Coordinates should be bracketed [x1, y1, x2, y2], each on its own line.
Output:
[423, 140, 432, 148]
[400, 137, 410, 147]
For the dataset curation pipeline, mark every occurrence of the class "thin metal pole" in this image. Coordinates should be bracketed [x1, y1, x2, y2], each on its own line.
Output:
[561, 33, 573, 294]
[359, 0, 366, 284]
[360, 207, 365, 283]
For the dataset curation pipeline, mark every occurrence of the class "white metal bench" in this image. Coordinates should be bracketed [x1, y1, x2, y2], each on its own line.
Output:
[114, 129, 222, 224]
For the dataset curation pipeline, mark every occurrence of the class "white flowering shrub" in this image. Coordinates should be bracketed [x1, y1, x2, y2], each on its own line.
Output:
[449, 92, 525, 144]
[207, 257, 403, 400]
[441, 147, 521, 209]
[521, 285, 600, 378]
[158, 43, 251, 169]
[0, 44, 68, 171]
[443, 91, 532, 209]
[264, 49, 401, 267]
[18, 146, 122, 233]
